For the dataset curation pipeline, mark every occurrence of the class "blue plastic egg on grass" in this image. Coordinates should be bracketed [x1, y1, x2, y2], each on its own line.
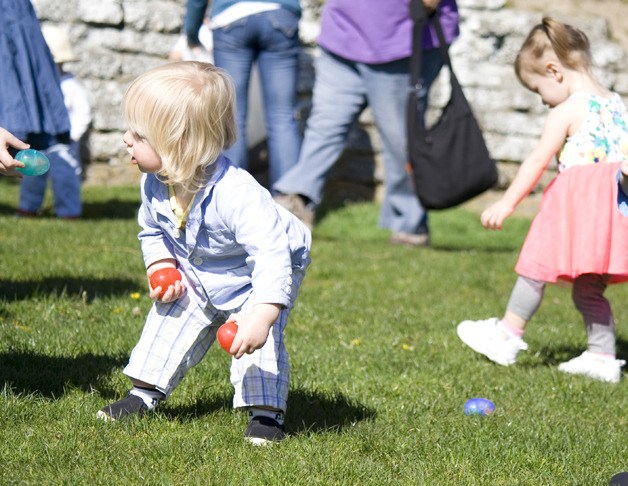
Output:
[15, 149, 50, 176]
[464, 397, 495, 416]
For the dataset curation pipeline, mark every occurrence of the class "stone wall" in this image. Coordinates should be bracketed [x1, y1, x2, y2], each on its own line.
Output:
[31, 0, 628, 200]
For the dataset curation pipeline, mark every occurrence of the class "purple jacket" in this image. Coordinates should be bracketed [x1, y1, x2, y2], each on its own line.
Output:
[318, 0, 459, 64]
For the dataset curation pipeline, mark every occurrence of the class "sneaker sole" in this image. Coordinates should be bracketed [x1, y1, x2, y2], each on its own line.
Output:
[557, 366, 621, 384]
[246, 437, 274, 446]
[456, 326, 515, 366]
[96, 410, 115, 422]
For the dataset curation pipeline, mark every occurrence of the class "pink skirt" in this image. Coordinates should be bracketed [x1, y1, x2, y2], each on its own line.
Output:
[515, 162, 628, 284]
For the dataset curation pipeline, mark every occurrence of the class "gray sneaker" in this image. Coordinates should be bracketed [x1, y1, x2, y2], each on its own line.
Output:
[245, 415, 286, 446]
[273, 193, 315, 229]
[96, 394, 151, 422]
[390, 232, 430, 247]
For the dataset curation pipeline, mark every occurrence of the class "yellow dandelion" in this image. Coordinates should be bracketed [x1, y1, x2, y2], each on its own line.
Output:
[402, 343, 414, 351]
[350, 338, 362, 347]
[12, 320, 32, 332]
[130, 292, 141, 300]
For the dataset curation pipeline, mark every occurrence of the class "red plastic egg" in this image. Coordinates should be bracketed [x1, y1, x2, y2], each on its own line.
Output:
[217, 321, 238, 353]
[149, 268, 182, 299]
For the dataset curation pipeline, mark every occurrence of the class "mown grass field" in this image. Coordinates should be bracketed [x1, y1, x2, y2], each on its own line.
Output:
[0, 178, 626, 485]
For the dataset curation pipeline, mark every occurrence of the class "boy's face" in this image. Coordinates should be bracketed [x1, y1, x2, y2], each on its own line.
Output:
[122, 130, 162, 173]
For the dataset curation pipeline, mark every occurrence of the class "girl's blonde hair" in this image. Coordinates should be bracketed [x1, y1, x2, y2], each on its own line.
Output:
[515, 17, 592, 85]
[124, 61, 236, 193]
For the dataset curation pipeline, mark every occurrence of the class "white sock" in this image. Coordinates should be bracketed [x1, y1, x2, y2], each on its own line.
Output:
[498, 320, 524, 339]
[248, 407, 285, 425]
[129, 386, 163, 410]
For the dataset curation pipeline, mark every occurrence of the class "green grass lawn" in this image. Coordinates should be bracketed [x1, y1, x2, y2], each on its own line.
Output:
[1, 178, 626, 485]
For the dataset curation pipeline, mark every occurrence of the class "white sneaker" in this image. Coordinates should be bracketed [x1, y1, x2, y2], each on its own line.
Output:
[457, 317, 528, 366]
[558, 351, 625, 383]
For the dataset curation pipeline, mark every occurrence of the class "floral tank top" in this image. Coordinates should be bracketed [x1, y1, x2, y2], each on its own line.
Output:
[557, 92, 628, 172]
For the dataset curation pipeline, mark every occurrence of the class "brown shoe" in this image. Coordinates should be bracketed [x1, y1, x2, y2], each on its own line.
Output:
[390, 232, 430, 247]
[15, 209, 38, 218]
[273, 193, 315, 230]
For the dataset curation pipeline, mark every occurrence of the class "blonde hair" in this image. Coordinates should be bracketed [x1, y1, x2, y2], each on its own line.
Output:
[515, 17, 592, 85]
[124, 61, 236, 193]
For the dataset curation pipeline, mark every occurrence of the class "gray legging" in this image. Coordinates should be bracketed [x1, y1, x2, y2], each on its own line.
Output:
[506, 274, 615, 354]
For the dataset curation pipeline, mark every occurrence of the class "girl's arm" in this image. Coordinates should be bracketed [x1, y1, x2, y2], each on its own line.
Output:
[481, 106, 571, 230]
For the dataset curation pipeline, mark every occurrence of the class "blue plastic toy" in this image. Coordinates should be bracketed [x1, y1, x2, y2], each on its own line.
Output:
[15, 149, 50, 176]
[464, 397, 495, 416]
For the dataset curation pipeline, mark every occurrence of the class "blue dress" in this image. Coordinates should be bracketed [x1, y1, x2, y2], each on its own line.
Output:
[0, 0, 70, 141]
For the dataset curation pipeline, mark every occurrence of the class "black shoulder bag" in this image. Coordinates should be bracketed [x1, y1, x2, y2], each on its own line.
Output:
[407, 0, 497, 210]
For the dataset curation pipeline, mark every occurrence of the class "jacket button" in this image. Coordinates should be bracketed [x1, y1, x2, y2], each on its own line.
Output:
[193, 257, 203, 265]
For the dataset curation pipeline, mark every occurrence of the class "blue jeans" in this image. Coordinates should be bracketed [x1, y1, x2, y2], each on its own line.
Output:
[19, 141, 82, 218]
[273, 48, 444, 234]
[212, 8, 302, 188]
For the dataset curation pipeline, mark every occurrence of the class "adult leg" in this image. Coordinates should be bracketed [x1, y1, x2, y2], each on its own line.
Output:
[46, 142, 82, 218]
[213, 17, 256, 169]
[255, 8, 301, 188]
[362, 49, 443, 235]
[362, 59, 423, 234]
[272, 49, 367, 204]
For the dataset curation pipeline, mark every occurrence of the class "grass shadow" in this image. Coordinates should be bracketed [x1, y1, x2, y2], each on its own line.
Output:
[80, 199, 139, 220]
[286, 387, 376, 434]
[0, 277, 141, 302]
[0, 350, 128, 398]
[161, 387, 375, 435]
[0, 202, 19, 216]
[432, 244, 520, 253]
[0, 200, 139, 220]
[525, 336, 628, 367]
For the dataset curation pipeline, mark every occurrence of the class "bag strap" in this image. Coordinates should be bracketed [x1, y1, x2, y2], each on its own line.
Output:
[409, 0, 428, 90]
[409, 0, 464, 105]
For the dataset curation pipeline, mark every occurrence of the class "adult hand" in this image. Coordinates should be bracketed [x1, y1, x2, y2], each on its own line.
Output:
[423, 0, 441, 13]
[0, 127, 28, 177]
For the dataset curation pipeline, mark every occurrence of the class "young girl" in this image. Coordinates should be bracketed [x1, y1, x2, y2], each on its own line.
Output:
[18, 25, 92, 219]
[457, 17, 628, 383]
[1, 0, 71, 187]
[97, 61, 311, 445]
